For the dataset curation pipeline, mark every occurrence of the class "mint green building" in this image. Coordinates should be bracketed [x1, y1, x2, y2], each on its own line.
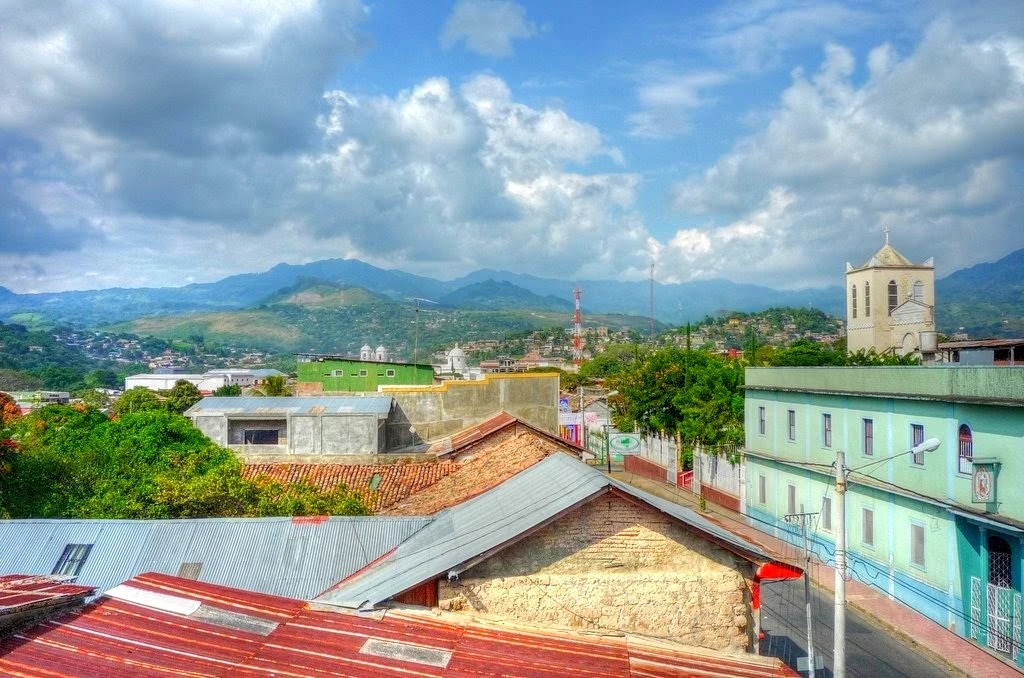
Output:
[744, 366, 1024, 663]
[296, 354, 435, 392]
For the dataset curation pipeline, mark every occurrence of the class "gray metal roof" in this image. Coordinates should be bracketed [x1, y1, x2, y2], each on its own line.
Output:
[184, 396, 394, 418]
[316, 454, 772, 610]
[0, 516, 429, 600]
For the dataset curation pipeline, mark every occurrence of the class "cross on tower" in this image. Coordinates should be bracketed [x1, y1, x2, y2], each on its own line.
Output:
[883, 225, 890, 245]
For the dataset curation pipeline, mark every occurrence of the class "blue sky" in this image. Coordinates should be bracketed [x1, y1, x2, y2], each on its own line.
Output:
[0, 0, 1022, 293]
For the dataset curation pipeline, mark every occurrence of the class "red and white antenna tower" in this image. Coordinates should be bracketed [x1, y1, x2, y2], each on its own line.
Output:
[572, 287, 583, 366]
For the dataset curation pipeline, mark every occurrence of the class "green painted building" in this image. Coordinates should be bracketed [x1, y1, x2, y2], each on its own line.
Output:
[296, 354, 435, 392]
[743, 366, 1024, 664]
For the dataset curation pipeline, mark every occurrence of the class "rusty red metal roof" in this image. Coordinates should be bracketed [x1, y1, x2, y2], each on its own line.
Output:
[0, 572, 797, 677]
[0, 575, 95, 612]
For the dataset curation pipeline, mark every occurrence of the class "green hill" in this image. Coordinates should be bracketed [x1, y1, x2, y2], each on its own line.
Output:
[107, 284, 657, 358]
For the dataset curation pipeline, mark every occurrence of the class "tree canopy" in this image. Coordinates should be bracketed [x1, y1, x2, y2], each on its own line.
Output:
[0, 406, 368, 519]
[165, 379, 203, 414]
[608, 348, 744, 466]
[111, 386, 162, 417]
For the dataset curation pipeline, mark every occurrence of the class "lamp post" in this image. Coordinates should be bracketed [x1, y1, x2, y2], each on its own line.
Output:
[833, 437, 940, 678]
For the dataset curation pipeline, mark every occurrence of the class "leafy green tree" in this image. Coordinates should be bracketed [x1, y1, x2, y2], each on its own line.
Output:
[165, 380, 203, 414]
[84, 369, 120, 389]
[79, 389, 112, 411]
[212, 383, 242, 396]
[29, 365, 86, 391]
[0, 369, 43, 391]
[609, 348, 745, 467]
[112, 387, 162, 417]
[1, 407, 368, 519]
[579, 343, 645, 381]
[254, 375, 290, 396]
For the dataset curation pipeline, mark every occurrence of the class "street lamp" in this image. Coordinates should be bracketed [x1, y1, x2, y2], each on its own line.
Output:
[833, 437, 940, 678]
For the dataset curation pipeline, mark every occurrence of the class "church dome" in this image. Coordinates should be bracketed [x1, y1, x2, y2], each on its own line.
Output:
[447, 346, 466, 358]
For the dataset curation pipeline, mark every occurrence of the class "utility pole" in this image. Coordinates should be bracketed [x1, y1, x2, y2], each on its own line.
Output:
[785, 511, 819, 678]
[604, 423, 612, 474]
[834, 450, 847, 678]
[833, 438, 938, 678]
[578, 384, 585, 450]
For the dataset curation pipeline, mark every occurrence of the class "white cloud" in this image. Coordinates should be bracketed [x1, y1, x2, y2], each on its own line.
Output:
[441, 0, 537, 58]
[702, 0, 877, 73]
[297, 73, 638, 276]
[628, 69, 730, 139]
[666, 22, 1024, 287]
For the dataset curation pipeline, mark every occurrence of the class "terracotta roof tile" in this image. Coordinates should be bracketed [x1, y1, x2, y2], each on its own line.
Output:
[243, 462, 458, 512]
[385, 432, 562, 516]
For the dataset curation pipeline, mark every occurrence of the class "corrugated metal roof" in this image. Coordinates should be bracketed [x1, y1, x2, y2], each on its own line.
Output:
[0, 572, 797, 677]
[939, 338, 1024, 350]
[184, 395, 394, 417]
[0, 575, 94, 612]
[317, 454, 775, 609]
[0, 516, 429, 600]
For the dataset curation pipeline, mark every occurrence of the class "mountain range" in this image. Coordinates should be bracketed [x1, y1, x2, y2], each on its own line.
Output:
[1, 248, 1021, 341]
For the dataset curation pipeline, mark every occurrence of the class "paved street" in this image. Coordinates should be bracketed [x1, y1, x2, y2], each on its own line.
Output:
[759, 578, 963, 677]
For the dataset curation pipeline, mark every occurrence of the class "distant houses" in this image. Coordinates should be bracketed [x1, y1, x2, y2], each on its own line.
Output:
[124, 368, 285, 394]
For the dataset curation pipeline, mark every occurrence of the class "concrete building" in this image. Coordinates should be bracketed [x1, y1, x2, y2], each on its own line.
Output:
[846, 233, 937, 356]
[185, 396, 394, 455]
[295, 353, 434, 392]
[743, 366, 1024, 664]
[124, 369, 284, 393]
[939, 338, 1024, 366]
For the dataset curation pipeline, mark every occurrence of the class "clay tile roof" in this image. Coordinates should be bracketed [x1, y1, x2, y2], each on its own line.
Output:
[385, 433, 558, 516]
[243, 462, 458, 512]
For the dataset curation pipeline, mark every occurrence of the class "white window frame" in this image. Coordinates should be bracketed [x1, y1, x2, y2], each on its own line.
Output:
[787, 484, 797, 515]
[911, 424, 925, 465]
[863, 418, 874, 457]
[758, 406, 766, 435]
[822, 413, 832, 448]
[787, 409, 796, 441]
[911, 523, 926, 568]
[862, 508, 875, 547]
[758, 474, 766, 504]
[821, 497, 832, 531]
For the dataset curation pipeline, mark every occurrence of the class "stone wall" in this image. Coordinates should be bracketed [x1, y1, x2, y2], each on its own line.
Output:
[438, 492, 755, 653]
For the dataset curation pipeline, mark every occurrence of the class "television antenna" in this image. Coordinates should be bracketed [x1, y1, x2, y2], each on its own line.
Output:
[409, 297, 438, 364]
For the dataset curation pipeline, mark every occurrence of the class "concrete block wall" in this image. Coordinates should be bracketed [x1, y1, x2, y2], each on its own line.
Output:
[384, 374, 559, 448]
[438, 493, 755, 653]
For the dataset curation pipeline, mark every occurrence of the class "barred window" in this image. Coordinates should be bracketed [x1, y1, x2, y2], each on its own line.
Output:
[958, 424, 973, 474]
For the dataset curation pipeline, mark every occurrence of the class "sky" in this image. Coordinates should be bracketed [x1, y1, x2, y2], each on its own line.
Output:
[1, 0, 1022, 294]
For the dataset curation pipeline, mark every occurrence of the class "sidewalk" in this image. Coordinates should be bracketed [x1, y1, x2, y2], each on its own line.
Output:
[611, 471, 1021, 678]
